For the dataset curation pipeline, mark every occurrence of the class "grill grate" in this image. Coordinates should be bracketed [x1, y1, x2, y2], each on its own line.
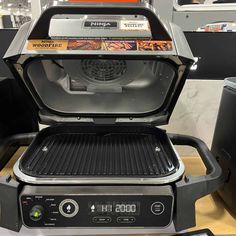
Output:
[20, 133, 177, 178]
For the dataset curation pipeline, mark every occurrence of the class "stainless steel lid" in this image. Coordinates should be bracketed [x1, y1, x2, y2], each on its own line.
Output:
[4, 2, 194, 126]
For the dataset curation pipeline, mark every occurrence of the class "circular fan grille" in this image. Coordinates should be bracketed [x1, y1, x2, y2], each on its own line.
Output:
[81, 59, 127, 82]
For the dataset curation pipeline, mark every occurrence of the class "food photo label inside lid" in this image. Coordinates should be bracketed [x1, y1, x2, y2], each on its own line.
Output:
[27, 40, 172, 51]
[84, 21, 118, 29]
[27, 40, 68, 50]
[120, 20, 150, 31]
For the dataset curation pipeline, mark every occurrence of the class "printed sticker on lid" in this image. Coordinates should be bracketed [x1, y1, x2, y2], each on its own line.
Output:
[27, 40, 68, 50]
[103, 41, 137, 51]
[67, 40, 102, 50]
[27, 39, 172, 52]
[120, 20, 150, 31]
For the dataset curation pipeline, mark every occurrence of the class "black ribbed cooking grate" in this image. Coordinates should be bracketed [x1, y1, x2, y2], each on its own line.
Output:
[20, 133, 178, 178]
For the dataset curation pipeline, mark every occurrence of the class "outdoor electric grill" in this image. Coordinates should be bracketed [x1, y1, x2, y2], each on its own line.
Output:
[1, 1, 223, 233]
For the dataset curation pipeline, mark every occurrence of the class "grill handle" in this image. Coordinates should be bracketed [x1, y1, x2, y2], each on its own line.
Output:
[169, 133, 222, 182]
[168, 133, 224, 232]
[0, 133, 37, 171]
[28, 2, 171, 40]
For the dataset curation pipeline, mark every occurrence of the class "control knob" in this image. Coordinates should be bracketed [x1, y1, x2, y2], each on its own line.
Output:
[59, 199, 79, 218]
[29, 205, 44, 221]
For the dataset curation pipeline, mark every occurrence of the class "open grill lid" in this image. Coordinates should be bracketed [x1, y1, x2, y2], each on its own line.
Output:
[4, 2, 194, 126]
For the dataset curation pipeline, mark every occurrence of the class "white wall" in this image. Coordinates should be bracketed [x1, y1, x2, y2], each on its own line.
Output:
[31, 0, 41, 20]
[164, 79, 224, 156]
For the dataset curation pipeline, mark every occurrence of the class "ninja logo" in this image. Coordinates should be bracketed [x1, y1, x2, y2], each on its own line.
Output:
[84, 21, 118, 28]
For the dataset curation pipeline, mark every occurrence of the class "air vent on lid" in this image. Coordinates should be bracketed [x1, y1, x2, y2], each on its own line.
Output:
[81, 59, 127, 82]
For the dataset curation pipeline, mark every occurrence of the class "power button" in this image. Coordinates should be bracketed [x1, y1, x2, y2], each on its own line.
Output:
[151, 202, 165, 215]
[59, 199, 79, 218]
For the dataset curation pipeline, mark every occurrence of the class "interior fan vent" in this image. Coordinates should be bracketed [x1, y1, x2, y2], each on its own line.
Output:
[81, 59, 127, 82]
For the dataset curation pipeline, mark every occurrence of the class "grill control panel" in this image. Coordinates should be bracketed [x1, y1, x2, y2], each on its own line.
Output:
[20, 186, 174, 228]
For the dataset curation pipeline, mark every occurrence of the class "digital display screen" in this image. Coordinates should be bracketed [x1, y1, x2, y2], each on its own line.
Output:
[89, 202, 140, 215]
[115, 204, 137, 213]
[96, 204, 113, 213]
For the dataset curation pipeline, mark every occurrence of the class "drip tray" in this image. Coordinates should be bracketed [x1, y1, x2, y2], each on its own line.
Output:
[14, 125, 184, 185]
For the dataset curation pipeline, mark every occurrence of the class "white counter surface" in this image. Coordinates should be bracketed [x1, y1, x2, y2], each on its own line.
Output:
[0, 224, 177, 236]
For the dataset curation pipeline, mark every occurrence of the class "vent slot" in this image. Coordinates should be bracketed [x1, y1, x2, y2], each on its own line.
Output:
[81, 59, 127, 82]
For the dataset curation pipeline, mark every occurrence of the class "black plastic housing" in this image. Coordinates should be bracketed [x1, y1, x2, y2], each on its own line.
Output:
[212, 81, 236, 214]
[169, 134, 223, 231]
[0, 175, 22, 232]
[0, 133, 36, 232]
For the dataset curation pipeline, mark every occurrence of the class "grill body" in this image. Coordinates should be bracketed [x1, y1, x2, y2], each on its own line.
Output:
[2, 2, 223, 234]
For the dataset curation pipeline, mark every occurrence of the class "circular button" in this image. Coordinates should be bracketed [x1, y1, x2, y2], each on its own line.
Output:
[59, 199, 79, 218]
[29, 205, 44, 221]
[151, 202, 165, 215]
